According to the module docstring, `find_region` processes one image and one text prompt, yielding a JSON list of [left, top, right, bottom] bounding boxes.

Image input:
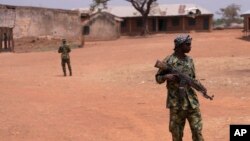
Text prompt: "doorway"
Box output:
[[158, 19, 167, 31], [248, 18, 250, 31], [0, 27, 14, 52], [203, 17, 209, 30]]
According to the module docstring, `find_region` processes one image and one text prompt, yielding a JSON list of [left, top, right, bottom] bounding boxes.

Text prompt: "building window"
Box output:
[[188, 18, 196, 26], [136, 19, 143, 27], [83, 26, 90, 35], [121, 19, 127, 28], [172, 18, 180, 26]]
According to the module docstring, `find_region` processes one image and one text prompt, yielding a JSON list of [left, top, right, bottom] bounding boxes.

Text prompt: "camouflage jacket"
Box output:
[[155, 54, 199, 110], [58, 44, 71, 59]]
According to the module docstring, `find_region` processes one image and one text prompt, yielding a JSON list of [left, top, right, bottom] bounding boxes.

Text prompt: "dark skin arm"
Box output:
[[163, 74, 178, 81], [58, 47, 62, 53], [155, 63, 179, 84]]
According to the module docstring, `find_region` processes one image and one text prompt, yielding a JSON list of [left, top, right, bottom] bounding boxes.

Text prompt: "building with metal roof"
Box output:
[[0, 3, 81, 52], [241, 10, 250, 36], [78, 4, 213, 35], [241, 10, 250, 16], [103, 4, 212, 17], [82, 11, 123, 41], [0, 4, 15, 51]]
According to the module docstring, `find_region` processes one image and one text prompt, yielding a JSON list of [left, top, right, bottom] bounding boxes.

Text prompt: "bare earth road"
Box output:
[[0, 29, 250, 141]]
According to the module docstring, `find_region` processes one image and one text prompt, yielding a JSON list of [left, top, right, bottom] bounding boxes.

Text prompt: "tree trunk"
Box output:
[[142, 15, 149, 35]]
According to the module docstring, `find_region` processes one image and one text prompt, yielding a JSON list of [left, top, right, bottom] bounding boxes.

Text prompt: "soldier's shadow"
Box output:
[[237, 36, 250, 42], [55, 75, 66, 77]]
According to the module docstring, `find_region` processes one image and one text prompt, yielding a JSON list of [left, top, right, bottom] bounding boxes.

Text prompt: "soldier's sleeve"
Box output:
[[189, 57, 206, 90], [155, 69, 168, 84], [190, 58, 196, 79], [58, 46, 62, 53], [155, 56, 170, 84], [67, 46, 71, 53]]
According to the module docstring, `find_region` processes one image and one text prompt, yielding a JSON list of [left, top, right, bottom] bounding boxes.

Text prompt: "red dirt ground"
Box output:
[[0, 29, 250, 141]]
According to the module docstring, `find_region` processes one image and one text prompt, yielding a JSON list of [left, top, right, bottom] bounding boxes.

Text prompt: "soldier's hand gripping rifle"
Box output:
[[154, 60, 214, 100]]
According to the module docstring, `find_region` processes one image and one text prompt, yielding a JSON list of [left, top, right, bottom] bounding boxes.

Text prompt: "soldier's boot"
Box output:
[[68, 65, 72, 76], [63, 68, 67, 76]]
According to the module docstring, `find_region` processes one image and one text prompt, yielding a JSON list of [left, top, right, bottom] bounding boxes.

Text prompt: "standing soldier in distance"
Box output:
[[58, 39, 72, 76], [155, 35, 205, 141]]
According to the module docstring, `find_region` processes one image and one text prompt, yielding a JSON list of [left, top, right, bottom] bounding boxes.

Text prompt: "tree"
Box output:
[[125, 0, 157, 35], [90, 0, 110, 11], [216, 3, 242, 26]]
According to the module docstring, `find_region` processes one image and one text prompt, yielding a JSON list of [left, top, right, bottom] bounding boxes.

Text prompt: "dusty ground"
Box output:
[[0, 29, 250, 141], [13, 37, 81, 53]]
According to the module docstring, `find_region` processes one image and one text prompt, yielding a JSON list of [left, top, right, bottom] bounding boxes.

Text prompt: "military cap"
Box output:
[[174, 34, 192, 47]]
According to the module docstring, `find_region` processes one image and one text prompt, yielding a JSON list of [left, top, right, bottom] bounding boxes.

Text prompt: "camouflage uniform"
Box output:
[[155, 35, 204, 141], [58, 40, 72, 76]]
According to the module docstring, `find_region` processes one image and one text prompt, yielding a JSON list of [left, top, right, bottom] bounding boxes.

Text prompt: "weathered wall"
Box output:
[[0, 4, 81, 39], [120, 15, 213, 34], [242, 15, 250, 31], [84, 14, 120, 41], [184, 15, 212, 31]]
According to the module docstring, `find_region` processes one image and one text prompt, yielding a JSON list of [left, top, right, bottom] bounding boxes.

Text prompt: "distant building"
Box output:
[[0, 5, 15, 51], [0, 4, 81, 52], [241, 10, 250, 36], [82, 12, 123, 41], [78, 4, 213, 35]]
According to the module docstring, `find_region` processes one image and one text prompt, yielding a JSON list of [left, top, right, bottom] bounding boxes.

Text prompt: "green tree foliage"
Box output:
[[90, 0, 110, 11], [213, 19, 225, 26], [125, 0, 158, 35], [216, 3, 243, 26]]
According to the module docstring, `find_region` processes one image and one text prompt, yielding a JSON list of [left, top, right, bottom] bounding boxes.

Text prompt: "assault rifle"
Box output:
[[154, 60, 214, 100]]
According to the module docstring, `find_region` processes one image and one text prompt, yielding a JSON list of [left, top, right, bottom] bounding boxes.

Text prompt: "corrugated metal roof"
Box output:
[[77, 4, 213, 17], [241, 10, 250, 16], [83, 11, 123, 25]]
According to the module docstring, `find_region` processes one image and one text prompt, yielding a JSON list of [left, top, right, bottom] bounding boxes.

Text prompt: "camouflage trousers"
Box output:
[[61, 58, 72, 76], [169, 108, 204, 141]]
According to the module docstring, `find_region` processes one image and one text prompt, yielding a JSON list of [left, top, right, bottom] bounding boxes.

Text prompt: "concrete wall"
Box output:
[[84, 14, 120, 41], [184, 15, 212, 31], [0, 4, 81, 39], [121, 15, 213, 34], [120, 18, 143, 35], [242, 15, 250, 31]]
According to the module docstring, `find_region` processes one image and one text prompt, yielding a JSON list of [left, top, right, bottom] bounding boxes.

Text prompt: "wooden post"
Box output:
[[129, 18, 132, 34], [4, 31, 7, 50], [156, 18, 159, 32], [7, 28, 11, 50], [10, 28, 14, 52], [248, 17, 250, 36], [209, 16, 213, 32], [182, 16, 185, 32], [0, 28, 2, 52], [244, 16, 247, 36]]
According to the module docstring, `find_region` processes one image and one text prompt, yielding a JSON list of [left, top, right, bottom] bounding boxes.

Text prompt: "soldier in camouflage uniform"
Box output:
[[155, 35, 204, 141], [58, 39, 72, 76]]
